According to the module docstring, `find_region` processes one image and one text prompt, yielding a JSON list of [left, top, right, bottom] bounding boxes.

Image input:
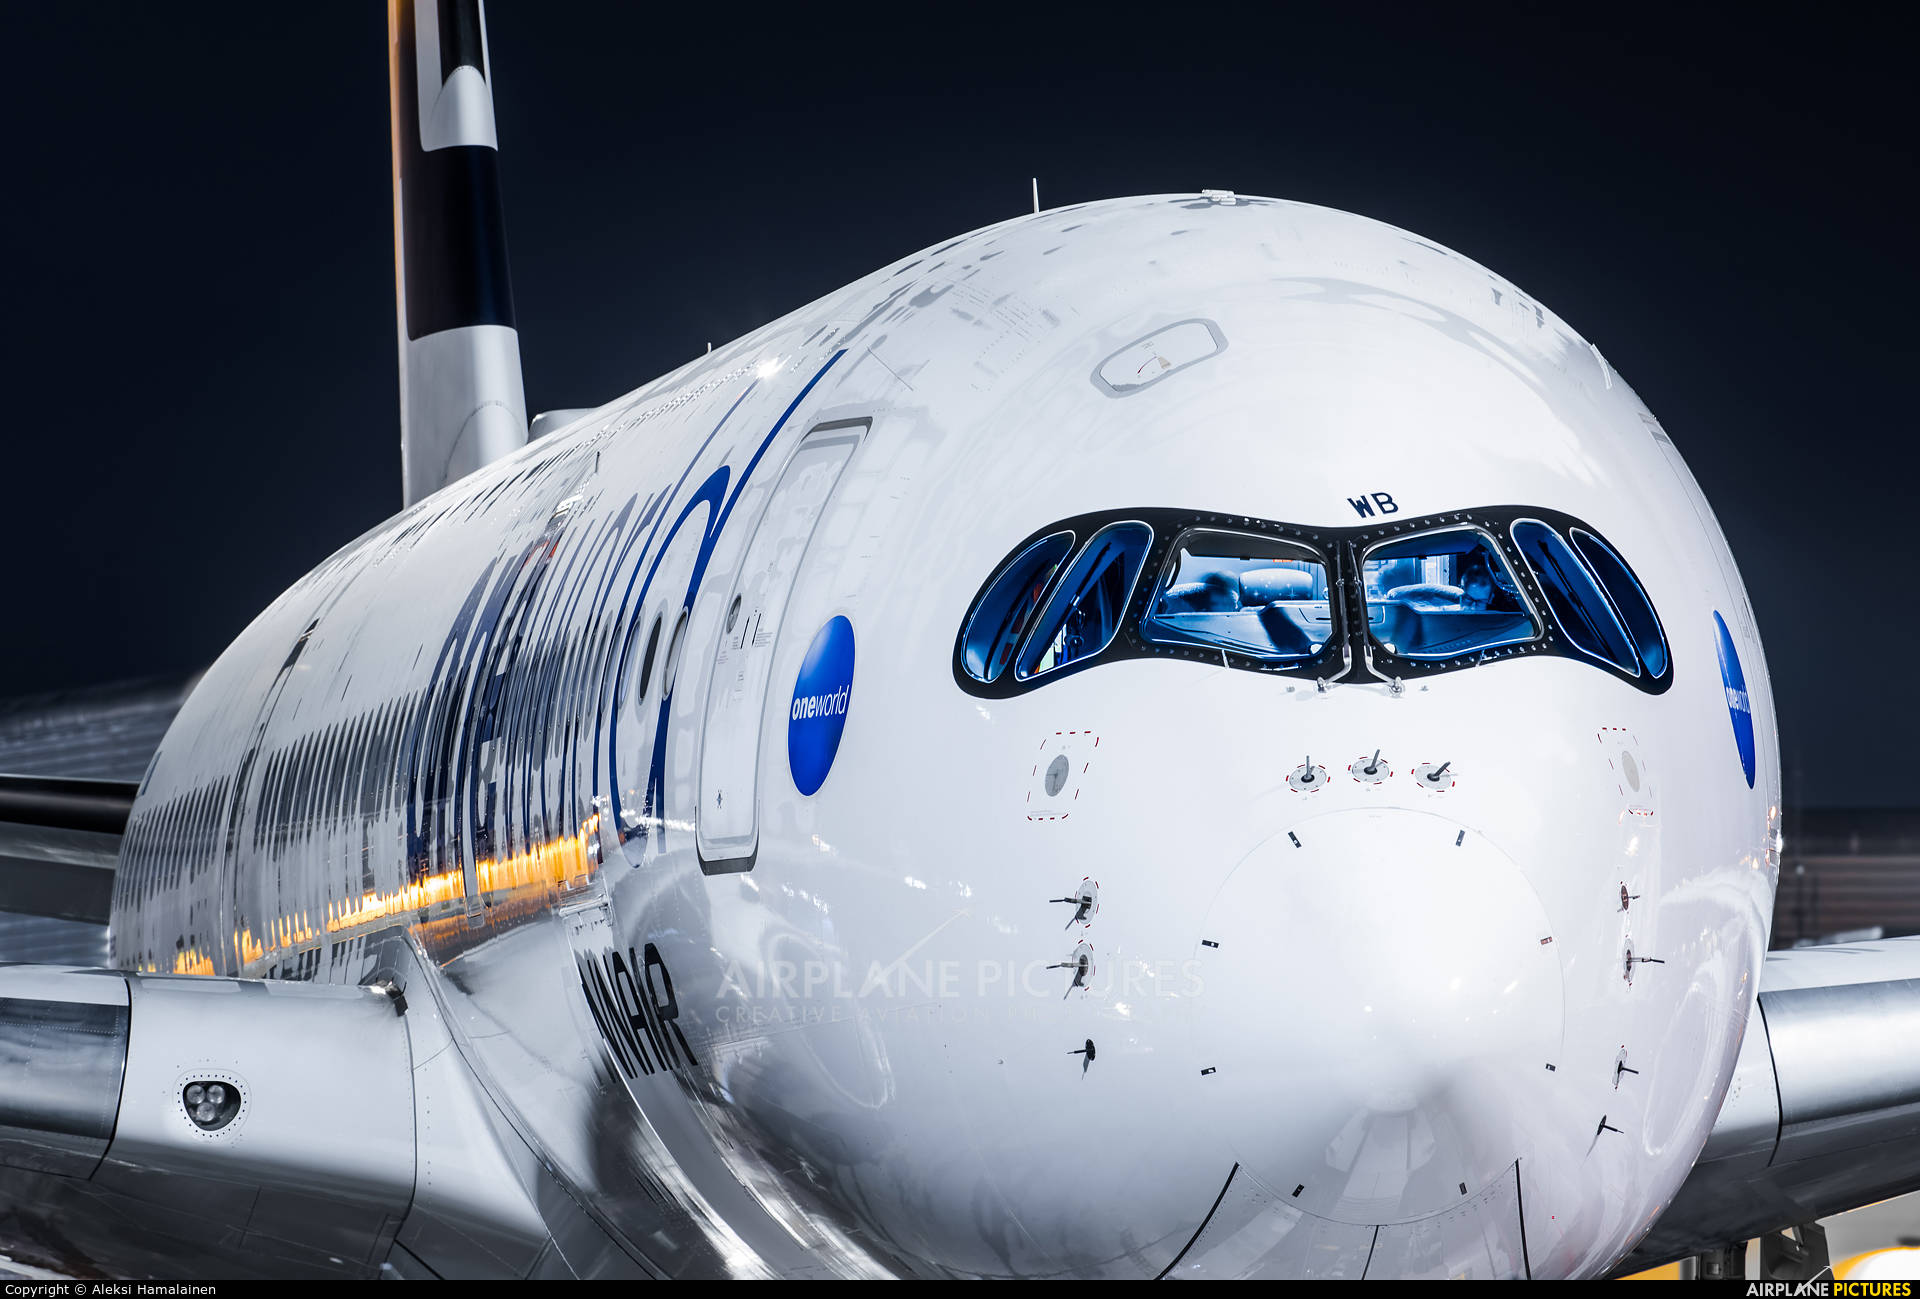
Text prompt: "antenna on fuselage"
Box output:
[[1032, 177, 1039, 214], [388, 0, 529, 507]]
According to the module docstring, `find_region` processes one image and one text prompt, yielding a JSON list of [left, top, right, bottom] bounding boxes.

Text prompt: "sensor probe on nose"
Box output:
[[1050, 894, 1093, 922], [1287, 757, 1329, 793], [1049, 880, 1098, 927], [1048, 953, 1092, 996]]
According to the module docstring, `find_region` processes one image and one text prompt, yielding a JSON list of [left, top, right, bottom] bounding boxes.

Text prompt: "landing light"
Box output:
[[182, 1079, 241, 1131]]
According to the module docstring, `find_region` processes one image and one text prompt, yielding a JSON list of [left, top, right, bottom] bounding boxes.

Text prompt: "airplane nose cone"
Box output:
[[1189, 808, 1564, 1225]]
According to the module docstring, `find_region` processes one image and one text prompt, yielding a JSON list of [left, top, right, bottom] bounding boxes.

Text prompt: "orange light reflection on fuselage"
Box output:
[[156, 817, 600, 976]]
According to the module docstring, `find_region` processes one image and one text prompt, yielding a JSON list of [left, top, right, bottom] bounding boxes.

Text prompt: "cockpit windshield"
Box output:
[[1510, 520, 1637, 675], [1361, 528, 1539, 659], [960, 531, 1075, 683], [954, 505, 1670, 698], [1017, 522, 1153, 680], [1140, 529, 1332, 661]]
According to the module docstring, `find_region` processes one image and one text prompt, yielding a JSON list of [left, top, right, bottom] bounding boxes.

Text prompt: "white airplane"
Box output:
[[2, 0, 1917, 1281]]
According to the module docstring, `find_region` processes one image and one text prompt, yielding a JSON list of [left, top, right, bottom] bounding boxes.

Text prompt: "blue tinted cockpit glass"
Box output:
[[1361, 528, 1540, 659], [1139, 530, 1331, 661], [961, 531, 1074, 683], [1511, 520, 1638, 674], [1571, 529, 1669, 678], [1016, 522, 1154, 680]]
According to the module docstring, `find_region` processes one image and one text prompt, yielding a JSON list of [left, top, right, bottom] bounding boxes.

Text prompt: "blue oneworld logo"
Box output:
[[790, 686, 850, 722], [1713, 611, 1755, 789], [789, 616, 855, 796]]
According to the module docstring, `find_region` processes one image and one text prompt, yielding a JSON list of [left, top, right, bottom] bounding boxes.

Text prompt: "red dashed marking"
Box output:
[[1027, 731, 1098, 822]]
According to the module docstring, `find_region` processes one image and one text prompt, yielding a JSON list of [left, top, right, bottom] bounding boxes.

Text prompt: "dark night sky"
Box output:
[[0, 7, 1910, 806]]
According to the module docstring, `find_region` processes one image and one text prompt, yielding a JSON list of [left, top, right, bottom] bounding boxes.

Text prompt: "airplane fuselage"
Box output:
[[110, 194, 1780, 1278]]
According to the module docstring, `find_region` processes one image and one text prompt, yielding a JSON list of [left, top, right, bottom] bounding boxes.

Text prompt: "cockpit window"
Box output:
[[1361, 528, 1539, 659], [1511, 520, 1638, 675], [1571, 529, 1669, 678], [1140, 529, 1332, 661], [1017, 523, 1153, 679], [960, 530, 1074, 683], [954, 504, 1674, 698]]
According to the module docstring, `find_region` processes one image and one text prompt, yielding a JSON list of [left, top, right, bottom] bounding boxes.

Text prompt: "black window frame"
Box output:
[[1014, 520, 1156, 682], [1570, 527, 1672, 684], [952, 504, 1671, 698], [957, 529, 1077, 684], [1509, 517, 1641, 678], [1140, 525, 1339, 665], [1356, 523, 1545, 664]]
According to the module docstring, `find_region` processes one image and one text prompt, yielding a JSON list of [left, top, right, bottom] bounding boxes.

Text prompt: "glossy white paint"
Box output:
[[109, 193, 1780, 1277]]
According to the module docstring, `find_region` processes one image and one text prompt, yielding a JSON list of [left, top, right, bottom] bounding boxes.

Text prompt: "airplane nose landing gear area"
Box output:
[[1189, 810, 1564, 1230]]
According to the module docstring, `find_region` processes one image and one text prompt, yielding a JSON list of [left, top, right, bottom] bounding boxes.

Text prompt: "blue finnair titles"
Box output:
[[605, 353, 847, 841]]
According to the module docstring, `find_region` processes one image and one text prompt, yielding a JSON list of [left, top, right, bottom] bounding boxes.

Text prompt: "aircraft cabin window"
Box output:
[[961, 531, 1075, 683], [1361, 528, 1539, 659], [1017, 522, 1154, 680], [1570, 528, 1669, 678], [1511, 520, 1638, 675], [1140, 529, 1331, 661]]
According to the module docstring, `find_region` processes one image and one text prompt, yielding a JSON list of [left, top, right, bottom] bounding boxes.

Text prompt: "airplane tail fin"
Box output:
[[389, 0, 528, 506]]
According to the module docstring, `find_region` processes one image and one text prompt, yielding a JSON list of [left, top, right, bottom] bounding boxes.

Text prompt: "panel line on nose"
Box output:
[[1154, 1162, 1241, 1279]]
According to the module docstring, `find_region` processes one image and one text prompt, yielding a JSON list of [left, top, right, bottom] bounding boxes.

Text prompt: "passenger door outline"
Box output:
[[695, 419, 867, 871]]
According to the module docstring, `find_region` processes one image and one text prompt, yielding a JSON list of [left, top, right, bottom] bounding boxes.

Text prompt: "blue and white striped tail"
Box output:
[[388, 0, 527, 506]]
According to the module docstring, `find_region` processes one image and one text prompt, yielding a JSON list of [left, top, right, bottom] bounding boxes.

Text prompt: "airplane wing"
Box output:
[[0, 678, 188, 963], [0, 958, 597, 1280], [1619, 936, 1920, 1272], [0, 677, 190, 924], [0, 678, 190, 783], [0, 774, 134, 924]]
